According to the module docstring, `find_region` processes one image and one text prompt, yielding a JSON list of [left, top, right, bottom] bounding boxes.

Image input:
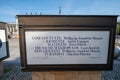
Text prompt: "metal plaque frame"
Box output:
[[19, 25, 115, 71]]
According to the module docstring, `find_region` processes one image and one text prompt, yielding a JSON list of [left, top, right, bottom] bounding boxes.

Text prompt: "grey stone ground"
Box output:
[[0, 39, 120, 80], [0, 39, 32, 80]]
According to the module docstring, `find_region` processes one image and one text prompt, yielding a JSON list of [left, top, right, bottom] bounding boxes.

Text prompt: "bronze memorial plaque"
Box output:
[[18, 15, 117, 71]]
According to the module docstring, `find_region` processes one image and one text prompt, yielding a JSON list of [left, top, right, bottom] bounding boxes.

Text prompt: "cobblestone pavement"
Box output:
[[0, 39, 120, 80], [102, 60, 120, 80], [0, 63, 32, 80], [1, 61, 120, 80], [0, 39, 32, 80]]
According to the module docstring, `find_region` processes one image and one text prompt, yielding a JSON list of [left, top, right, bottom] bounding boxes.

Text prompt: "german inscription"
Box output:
[[25, 31, 110, 65]]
